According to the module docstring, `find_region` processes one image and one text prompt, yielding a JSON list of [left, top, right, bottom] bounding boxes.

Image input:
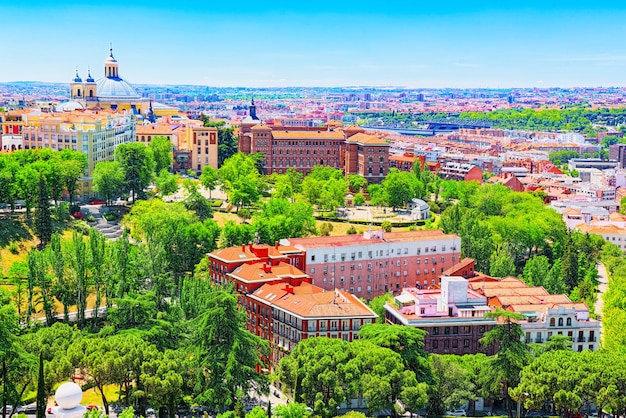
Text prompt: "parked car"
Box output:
[[526, 412, 542, 417], [146, 407, 155, 416], [17, 405, 37, 414], [446, 410, 467, 416], [87, 405, 99, 411], [89, 199, 105, 205]]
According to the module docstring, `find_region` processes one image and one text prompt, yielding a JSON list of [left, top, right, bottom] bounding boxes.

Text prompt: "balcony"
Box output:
[[535, 338, 543, 343]]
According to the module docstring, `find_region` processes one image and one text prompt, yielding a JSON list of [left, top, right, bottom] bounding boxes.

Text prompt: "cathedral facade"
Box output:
[[68, 48, 150, 116]]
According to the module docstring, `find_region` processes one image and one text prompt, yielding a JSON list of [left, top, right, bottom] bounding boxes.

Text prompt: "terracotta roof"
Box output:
[[479, 286, 549, 298], [492, 294, 572, 306], [252, 282, 323, 304], [346, 132, 388, 145], [577, 223, 626, 235], [287, 230, 457, 249], [136, 125, 173, 135], [209, 244, 299, 263], [442, 257, 475, 276], [230, 261, 309, 283], [271, 288, 376, 319], [251, 124, 272, 131], [271, 130, 345, 140], [389, 155, 415, 163]]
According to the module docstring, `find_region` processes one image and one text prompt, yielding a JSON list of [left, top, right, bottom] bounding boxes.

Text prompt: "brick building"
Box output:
[[384, 276, 497, 355], [237, 101, 389, 181], [208, 242, 376, 366], [284, 230, 461, 301]]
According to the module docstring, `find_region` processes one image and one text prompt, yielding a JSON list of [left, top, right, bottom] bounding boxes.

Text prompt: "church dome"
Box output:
[[56, 101, 85, 112], [96, 77, 140, 100], [73, 70, 82, 83], [86, 70, 95, 83]]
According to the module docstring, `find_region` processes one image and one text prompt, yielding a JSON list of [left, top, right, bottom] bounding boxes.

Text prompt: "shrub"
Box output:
[[86, 215, 96, 223], [319, 222, 334, 236], [347, 225, 358, 235], [103, 212, 118, 222], [8, 242, 19, 254], [381, 220, 392, 232], [353, 193, 365, 206], [209, 199, 223, 207]]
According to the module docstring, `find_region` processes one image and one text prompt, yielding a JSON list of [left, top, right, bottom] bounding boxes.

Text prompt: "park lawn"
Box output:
[[81, 384, 121, 405], [1, 225, 74, 277]]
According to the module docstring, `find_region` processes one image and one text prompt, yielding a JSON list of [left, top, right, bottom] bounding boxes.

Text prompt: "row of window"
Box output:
[[312, 257, 452, 273], [312, 244, 454, 262], [432, 339, 471, 349], [431, 325, 476, 335]]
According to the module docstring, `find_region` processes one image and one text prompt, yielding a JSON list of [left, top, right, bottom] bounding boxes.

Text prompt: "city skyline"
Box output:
[[2, 1, 626, 88]]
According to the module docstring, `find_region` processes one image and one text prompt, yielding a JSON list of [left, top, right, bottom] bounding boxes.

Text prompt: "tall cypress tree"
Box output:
[[35, 354, 45, 418], [561, 232, 579, 291], [34, 174, 52, 246]]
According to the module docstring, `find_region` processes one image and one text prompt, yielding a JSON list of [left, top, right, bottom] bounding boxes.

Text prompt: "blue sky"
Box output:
[[2, 1, 626, 88]]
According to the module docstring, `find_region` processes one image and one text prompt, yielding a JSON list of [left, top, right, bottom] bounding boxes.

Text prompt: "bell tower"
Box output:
[[104, 47, 119, 79], [70, 68, 83, 99]]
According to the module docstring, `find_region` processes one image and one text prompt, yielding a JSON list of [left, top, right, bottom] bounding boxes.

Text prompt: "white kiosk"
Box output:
[[51, 382, 86, 418]]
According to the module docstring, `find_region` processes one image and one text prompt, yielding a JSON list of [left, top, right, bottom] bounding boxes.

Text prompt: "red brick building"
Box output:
[[237, 101, 390, 181], [208, 242, 377, 366]]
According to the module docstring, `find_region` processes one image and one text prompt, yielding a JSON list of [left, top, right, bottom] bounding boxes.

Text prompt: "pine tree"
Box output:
[[34, 174, 52, 246], [35, 354, 45, 418], [561, 232, 579, 291]]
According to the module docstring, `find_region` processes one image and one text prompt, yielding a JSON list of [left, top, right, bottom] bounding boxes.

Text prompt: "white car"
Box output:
[[446, 410, 467, 416]]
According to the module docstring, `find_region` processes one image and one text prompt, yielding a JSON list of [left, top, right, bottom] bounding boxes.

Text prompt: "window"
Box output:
[[311, 255, 316, 261], [550, 318, 556, 327], [444, 327, 450, 335], [311, 267, 315, 274], [432, 340, 438, 349], [433, 327, 439, 335], [558, 318, 564, 327], [566, 318, 572, 326]]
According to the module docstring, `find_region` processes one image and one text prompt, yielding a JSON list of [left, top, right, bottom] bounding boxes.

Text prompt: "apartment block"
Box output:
[[284, 230, 461, 300]]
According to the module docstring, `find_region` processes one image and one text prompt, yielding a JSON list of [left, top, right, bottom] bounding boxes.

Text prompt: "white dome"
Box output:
[[55, 382, 83, 409], [96, 77, 140, 100]]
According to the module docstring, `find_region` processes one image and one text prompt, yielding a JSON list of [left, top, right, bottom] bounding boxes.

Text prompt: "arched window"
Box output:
[[77, 89, 81, 97], [550, 318, 555, 327], [558, 318, 563, 326], [566, 318, 572, 326], [89, 90, 93, 97]]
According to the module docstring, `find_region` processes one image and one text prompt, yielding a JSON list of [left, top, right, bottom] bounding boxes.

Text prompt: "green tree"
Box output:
[[218, 153, 262, 210], [194, 290, 269, 409], [274, 403, 311, 418], [521, 256, 550, 288], [34, 174, 52, 246], [200, 166, 219, 199], [426, 355, 475, 418], [115, 142, 155, 202], [155, 170, 179, 197], [382, 168, 422, 209], [353, 193, 365, 206], [0, 290, 21, 418], [489, 246, 516, 278], [149, 136, 174, 175], [357, 323, 431, 383], [35, 354, 45, 418], [93, 161, 125, 205], [347, 174, 367, 193], [480, 309, 531, 418], [59, 149, 87, 204]]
